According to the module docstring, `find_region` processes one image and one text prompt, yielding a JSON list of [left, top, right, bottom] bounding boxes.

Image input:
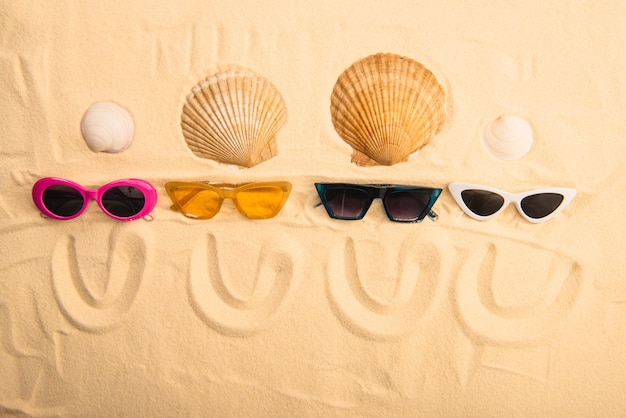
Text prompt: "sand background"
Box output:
[[1, 0, 625, 416]]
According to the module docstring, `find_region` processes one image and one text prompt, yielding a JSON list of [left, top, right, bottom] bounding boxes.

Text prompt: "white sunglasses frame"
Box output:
[[448, 183, 576, 223]]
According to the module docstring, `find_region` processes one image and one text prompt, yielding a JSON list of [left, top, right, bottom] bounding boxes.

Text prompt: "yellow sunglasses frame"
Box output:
[[165, 181, 292, 220]]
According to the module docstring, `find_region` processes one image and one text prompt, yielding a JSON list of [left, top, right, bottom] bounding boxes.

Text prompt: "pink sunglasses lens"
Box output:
[[100, 186, 147, 218], [42, 185, 85, 217]]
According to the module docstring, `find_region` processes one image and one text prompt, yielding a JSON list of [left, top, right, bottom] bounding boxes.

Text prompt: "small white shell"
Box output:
[[482, 115, 533, 160], [81, 102, 134, 153]]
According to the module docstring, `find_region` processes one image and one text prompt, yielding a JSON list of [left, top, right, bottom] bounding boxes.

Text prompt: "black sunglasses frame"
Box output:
[[315, 183, 441, 223]]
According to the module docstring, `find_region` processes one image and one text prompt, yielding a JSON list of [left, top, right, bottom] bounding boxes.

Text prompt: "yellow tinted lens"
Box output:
[[172, 187, 221, 219], [236, 186, 286, 219]]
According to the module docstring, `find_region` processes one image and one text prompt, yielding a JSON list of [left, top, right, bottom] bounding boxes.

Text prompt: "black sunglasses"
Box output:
[[315, 183, 441, 222]]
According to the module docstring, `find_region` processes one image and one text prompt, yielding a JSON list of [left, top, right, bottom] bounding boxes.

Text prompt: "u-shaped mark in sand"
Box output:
[[452, 241, 582, 344], [189, 233, 302, 336], [327, 236, 442, 340], [51, 225, 151, 333]]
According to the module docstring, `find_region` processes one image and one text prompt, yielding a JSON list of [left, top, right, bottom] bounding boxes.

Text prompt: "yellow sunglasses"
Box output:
[[165, 181, 292, 220]]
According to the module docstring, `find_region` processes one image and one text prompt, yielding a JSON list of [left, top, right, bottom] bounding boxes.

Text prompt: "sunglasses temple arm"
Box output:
[[171, 188, 205, 210]]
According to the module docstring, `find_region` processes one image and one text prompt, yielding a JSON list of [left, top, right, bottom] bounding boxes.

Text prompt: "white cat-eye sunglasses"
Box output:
[[448, 183, 576, 223]]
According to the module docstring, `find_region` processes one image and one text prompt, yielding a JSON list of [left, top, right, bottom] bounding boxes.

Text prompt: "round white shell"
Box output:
[[81, 102, 134, 153], [482, 115, 533, 160]]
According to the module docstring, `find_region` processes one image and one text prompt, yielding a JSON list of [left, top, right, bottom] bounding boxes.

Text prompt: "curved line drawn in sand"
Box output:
[[51, 224, 151, 333], [189, 233, 302, 336], [452, 241, 582, 344], [449, 237, 584, 385], [327, 235, 442, 340]]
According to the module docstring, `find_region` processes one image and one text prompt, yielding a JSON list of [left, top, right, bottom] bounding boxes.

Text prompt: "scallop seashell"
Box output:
[[330, 53, 446, 166], [181, 66, 287, 168], [482, 115, 533, 160], [80, 102, 134, 153]]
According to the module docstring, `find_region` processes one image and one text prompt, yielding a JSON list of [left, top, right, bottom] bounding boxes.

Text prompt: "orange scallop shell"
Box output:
[[331, 53, 446, 166], [181, 67, 287, 168]]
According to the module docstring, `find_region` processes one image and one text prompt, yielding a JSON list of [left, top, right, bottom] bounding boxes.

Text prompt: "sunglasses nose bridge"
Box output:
[[222, 189, 237, 200], [85, 189, 99, 202], [214, 189, 239, 214], [220, 188, 238, 201]]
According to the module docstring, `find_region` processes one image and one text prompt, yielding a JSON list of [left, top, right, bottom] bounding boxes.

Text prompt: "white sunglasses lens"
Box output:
[[461, 189, 505, 216], [520, 193, 564, 219]]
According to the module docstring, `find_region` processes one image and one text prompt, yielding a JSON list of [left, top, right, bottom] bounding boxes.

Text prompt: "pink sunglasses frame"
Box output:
[[32, 177, 157, 221]]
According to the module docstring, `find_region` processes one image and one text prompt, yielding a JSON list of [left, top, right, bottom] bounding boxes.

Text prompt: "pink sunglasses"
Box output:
[[32, 177, 157, 221]]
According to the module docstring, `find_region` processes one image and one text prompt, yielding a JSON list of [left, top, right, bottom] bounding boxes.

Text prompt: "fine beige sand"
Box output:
[[1, 1, 625, 416]]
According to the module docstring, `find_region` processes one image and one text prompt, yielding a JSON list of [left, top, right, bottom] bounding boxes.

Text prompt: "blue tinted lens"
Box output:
[[323, 188, 369, 219], [384, 190, 431, 221]]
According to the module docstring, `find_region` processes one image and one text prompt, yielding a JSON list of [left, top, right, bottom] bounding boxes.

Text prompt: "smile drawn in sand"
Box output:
[[326, 234, 446, 341], [188, 232, 302, 336], [449, 232, 584, 384], [51, 224, 151, 333]]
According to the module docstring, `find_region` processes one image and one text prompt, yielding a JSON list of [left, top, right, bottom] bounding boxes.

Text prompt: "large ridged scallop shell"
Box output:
[[181, 67, 287, 168], [331, 53, 446, 166]]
